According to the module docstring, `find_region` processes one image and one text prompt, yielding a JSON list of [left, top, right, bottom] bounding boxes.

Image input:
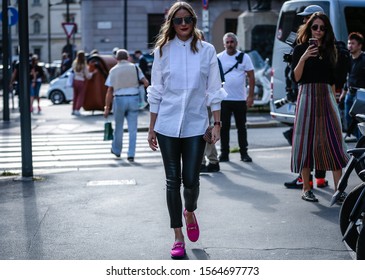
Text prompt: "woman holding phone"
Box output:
[[290, 12, 349, 202]]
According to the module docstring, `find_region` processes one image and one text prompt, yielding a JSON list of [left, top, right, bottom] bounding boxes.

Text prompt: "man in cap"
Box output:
[[297, 4, 324, 19]]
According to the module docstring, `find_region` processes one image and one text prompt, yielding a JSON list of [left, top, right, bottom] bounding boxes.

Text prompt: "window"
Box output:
[[344, 7, 365, 41], [32, 0, 41, 6], [148, 14, 165, 49], [276, 1, 329, 43], [225, 18, 238, 34], [63, 13, 76, 23], [34, 20, 41, 34], [33, 47, 41, 59], [251, 25, 276, 60]]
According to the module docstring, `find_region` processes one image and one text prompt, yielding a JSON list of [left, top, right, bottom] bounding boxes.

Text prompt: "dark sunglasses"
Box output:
[[311, 24, 326, 32], [172, 16, 194, 25]]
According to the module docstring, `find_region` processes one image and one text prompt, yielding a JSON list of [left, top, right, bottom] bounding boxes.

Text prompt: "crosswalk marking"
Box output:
[[0, 132, 162, 173]]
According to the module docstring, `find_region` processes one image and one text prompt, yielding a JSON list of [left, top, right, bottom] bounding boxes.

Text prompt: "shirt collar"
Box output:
[[174, 36, 193, 47]]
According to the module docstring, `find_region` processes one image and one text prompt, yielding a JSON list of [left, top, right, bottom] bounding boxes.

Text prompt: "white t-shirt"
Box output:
[[217, 50, 254, 101]]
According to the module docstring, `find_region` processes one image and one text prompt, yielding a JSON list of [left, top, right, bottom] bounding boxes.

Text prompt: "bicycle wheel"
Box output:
[[339, 184, 365, 252]]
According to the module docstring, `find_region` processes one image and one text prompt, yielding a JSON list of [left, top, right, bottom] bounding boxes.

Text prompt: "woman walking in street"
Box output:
[[30, 55, 44, 113], [147, 1, 226, 258], [291, 12, 349, 202], [71, 50, 95, 116]]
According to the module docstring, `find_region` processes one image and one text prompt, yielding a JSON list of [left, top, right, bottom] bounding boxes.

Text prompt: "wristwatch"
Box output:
[[214, 121, 222, 127]]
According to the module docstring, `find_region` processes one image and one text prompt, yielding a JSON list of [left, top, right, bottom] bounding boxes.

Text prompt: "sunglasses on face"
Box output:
[[172, 16, 194, 25], [311, 24, 326, 32]]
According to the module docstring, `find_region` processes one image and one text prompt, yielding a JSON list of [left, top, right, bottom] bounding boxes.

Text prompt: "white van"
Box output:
[[270, 0, 365, 125]]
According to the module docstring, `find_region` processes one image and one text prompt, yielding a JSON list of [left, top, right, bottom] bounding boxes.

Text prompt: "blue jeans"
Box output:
[[30, 81, 41, 97], [345, 93, 360, 138], [111, 95, 139, 157]]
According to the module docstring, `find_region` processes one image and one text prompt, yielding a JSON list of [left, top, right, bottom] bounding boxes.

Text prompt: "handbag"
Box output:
[[203, 126, 213, 144], [135, 65, 148, 109], [103, 121, 114, 141], [349, 89, 365, 117]]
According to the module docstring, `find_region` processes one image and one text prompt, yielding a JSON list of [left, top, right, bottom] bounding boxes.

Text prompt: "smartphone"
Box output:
[[309, 38, 318, 47]]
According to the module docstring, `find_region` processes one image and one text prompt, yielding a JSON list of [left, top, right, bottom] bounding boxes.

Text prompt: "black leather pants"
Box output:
[[157, 133, 206, 228]]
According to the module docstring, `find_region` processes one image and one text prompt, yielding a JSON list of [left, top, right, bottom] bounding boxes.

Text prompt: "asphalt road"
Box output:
[[0, 84, 361, 260]]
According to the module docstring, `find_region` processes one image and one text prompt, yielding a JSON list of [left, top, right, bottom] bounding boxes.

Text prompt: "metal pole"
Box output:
[[18, 0, 33, 177], [2, 0, 10, 121], [48, 0, 51, 63], [124, 0, 127, 49], [66, 0, 71, 59]]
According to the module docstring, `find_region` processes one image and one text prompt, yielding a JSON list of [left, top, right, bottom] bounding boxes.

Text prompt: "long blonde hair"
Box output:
[[73, 50, 87, 72], [154, 1, 202, 57]]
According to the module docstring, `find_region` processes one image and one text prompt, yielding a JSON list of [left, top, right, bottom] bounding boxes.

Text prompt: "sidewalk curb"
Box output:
[[79, 120, 285, 134]]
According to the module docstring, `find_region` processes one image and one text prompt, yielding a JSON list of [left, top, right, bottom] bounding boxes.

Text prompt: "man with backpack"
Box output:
[[217, 32, 255, 163]]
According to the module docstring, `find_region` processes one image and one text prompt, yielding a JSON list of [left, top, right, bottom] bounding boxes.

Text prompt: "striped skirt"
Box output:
[[291, 83, 349, 173]]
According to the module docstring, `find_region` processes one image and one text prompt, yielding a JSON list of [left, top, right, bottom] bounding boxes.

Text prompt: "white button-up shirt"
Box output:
[[147, 36, 227, 138]]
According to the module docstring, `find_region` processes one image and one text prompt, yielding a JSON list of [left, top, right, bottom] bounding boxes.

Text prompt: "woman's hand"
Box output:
[[211, 125, 221, 144], [148, 130, 158, 151], [302, 44, 318, 61]]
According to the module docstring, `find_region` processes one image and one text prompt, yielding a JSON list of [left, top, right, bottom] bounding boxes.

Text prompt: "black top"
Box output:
[[31, 64, 44, 80], [347, 52, 365, 89], [138, 56, 148, 76], [292, 43, 335, 85]]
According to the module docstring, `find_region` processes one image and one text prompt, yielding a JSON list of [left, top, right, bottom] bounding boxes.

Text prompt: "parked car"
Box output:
[[246, 50, 271, 106], [47, 69, 73, 104]]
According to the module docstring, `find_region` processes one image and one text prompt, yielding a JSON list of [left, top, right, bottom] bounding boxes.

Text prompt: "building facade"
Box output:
[[1, 0, 81, 63], [81, 0, 284, 55], [1, 0, 285, 63]]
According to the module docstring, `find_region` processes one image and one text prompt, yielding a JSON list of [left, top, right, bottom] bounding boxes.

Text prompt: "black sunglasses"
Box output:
[[311, 24, 326, 32], [172, 16, 194, 25]]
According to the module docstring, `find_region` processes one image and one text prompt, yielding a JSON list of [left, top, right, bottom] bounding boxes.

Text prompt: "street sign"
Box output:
[[62, 22, 77, 38], [0, 6, 19, 26], [202, 9, 209, 33], [202, 0, 209, 10]]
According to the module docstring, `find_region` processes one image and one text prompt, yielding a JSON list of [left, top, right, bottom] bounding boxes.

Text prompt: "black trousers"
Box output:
[[157, 133, 206, 228], [220, 100, 248, 157]]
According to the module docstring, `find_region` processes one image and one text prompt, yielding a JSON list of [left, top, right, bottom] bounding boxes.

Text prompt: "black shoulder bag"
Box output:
[[221, 51, 245, 76]]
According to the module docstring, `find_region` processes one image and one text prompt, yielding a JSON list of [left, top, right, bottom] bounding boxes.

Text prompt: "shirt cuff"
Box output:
[[149, 103, 160, 114]]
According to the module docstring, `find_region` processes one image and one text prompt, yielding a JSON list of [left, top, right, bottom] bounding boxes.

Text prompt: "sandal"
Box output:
[[302, 190, 318, 202]]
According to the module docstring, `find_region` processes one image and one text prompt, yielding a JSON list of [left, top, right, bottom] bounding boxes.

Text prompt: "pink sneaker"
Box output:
[[184, 209, 200, 242], [170, 242, 185, 259]]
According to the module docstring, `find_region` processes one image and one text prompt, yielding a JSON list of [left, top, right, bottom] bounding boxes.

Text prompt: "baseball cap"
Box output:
[[297, 5, 324, 16]]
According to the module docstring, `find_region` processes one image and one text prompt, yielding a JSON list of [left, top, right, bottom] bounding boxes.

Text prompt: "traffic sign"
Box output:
[[62, 22, 77, 38], [0, 6, 19, 26], [202, 0, 209, 10]]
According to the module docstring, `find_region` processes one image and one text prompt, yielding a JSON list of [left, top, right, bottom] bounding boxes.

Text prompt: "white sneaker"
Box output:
[[73, 110, 81, 116]]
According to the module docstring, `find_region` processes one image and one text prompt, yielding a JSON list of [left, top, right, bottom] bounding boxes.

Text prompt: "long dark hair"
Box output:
[[297, 12, 337, 65], [154, 1, 202, 57]]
